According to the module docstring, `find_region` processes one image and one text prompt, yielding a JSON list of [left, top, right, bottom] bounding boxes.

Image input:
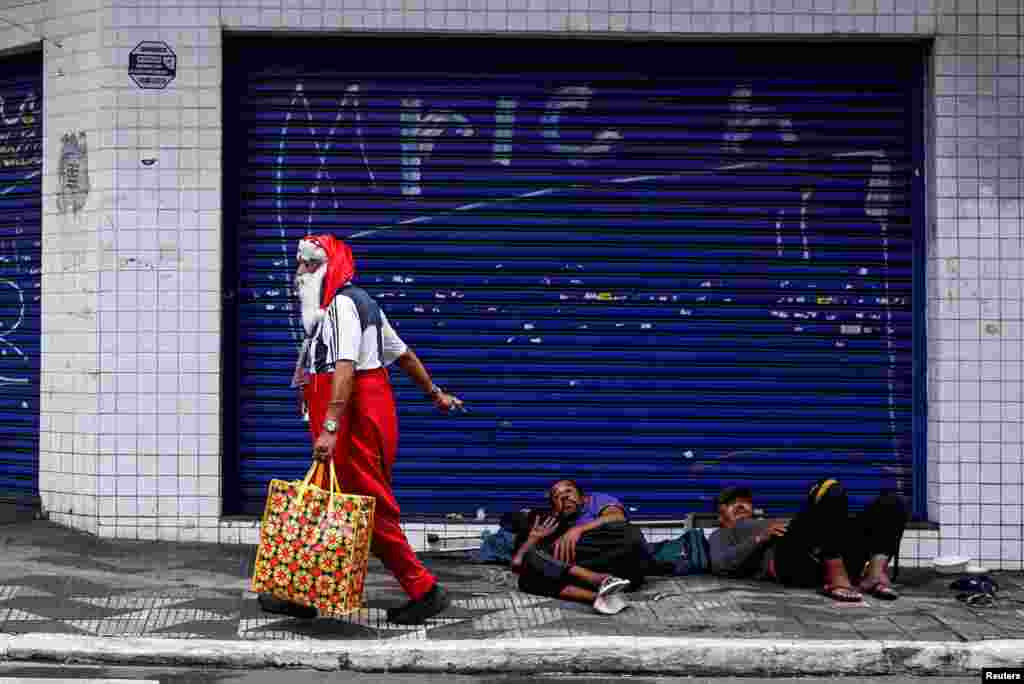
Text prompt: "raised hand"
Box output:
[[528, 516, 559, 543]]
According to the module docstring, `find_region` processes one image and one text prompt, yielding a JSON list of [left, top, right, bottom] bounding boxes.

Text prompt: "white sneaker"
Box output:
[[593, 575, 631, 615], [597, 575, 631, 598], [594, 592, 628, 615]]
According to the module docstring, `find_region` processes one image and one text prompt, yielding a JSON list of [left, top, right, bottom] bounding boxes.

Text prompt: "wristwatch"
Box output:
[[323, 419, 338, 434], [428, 384, 443, 398]]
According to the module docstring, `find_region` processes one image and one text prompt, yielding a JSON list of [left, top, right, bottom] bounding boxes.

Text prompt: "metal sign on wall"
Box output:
[[128, 41, 176, 90], [223, 38, 925, 519]]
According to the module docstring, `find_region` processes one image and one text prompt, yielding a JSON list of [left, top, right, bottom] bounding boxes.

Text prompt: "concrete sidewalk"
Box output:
[[0, 520, 1022, 675]]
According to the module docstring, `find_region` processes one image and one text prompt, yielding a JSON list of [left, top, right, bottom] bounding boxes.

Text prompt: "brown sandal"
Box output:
[[821, 583, 863, 602]]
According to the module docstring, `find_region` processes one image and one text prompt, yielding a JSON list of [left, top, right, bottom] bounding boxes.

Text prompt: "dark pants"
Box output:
[[772, 480, 909, 588], [517, 521, 652, 599]]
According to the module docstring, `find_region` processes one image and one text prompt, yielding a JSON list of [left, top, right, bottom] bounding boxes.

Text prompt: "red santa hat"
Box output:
[[296, 233, 356, 307], [291, 234, 358, 398]]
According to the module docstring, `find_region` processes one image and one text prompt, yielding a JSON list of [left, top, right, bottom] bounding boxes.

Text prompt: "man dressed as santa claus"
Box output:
[[258, 234, 464, 625]]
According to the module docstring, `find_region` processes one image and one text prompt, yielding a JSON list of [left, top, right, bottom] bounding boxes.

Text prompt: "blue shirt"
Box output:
[[574, 492, 625, 525]]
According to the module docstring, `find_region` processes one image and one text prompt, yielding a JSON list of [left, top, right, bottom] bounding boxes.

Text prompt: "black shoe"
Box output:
[[386, 584, 451, 625], [258, 593, 317, 620]]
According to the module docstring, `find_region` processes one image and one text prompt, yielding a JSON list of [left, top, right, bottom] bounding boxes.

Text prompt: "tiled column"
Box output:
[[37, 1, 107, 535], [31, 0, 224, 541], [96, 5, 224, 541], [927, 3, 1024, 569]]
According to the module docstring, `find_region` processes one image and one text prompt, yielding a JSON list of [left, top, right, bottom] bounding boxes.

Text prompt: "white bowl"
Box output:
[[932, 555, 970, 574]]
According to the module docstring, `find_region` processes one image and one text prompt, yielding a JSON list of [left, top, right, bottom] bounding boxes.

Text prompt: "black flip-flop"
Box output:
[[860, 580, 900, 600]]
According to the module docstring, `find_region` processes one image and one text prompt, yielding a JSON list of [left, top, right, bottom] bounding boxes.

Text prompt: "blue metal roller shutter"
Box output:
[[0, 51, 41, 504], [224, 38, 925, 519]]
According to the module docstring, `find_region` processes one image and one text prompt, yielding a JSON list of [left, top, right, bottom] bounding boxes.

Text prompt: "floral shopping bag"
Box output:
[[251, 459, 376, 617]]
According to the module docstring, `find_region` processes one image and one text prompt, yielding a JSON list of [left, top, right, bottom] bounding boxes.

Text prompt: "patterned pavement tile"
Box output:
[[2, 619, 91, 635], [70, 612, 156, 637], [95, 608, 226, 638], [0, 575, 69, 596], [0, 596, 128, 621], [64, 618, 137, 636], [0, 607, 55, 622], [389, 627, 432, 641], [75, 595, 196, 612], [345, 607, 424, 632], [2, 521, 1024, 644], [66, 577, 146, 598], [238, 616, 324, 640], [148, 619, 242, 639], [179, 548, 252, 565], [63, 606, 235, 638], [508, 627, 576, 638], [163, 596, 242, 616], [444, 602, 564, 637], [29, 554, 152, 576]]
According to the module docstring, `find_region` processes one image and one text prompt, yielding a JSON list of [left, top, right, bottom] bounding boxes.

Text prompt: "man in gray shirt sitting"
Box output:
[[708, 480, 908, 602]]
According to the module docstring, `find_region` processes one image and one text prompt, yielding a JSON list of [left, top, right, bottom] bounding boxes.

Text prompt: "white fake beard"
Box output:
[[296, 264, 327, 336]]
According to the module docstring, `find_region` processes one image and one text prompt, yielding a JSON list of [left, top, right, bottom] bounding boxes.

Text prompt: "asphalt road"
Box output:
[[0, 663, 985, 684]]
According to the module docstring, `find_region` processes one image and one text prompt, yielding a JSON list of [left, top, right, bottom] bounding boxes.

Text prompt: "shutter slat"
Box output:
[[227, 39, 921, 518], [0, 52, 41, 502]]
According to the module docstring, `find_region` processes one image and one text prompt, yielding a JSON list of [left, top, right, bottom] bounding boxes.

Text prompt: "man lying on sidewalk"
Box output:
[[508, 479, 653, 613], [708, 480, 908, 602], [510, 515, 632, 614]]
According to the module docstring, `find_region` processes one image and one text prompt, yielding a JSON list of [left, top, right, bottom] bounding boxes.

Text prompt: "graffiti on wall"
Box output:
[[57, 131, 89, 215], [0, 88, 41, 389], [257, 78, 906, 463], [0, 90, 39, 169], [266, 81, 899, 286]]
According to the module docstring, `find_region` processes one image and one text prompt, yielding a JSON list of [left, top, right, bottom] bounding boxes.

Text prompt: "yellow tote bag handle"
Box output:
[[295, 457, 324, 503], [327, 459, 343, 514], [330, 459, 341, 494], [294, 455, 343, 507]]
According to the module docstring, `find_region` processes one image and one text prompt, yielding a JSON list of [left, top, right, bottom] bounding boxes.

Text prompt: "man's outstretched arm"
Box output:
[[396, 349, 464, 413]]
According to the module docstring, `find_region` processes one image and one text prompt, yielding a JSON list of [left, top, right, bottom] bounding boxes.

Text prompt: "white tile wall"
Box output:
[[2, 0, 1021, 566]]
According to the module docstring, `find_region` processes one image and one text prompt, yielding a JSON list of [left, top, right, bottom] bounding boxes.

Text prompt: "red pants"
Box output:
[[304, 369, 436, 601]]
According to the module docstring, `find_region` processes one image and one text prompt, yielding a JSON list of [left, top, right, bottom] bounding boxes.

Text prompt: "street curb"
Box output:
[[2, 633, 1023, 675]]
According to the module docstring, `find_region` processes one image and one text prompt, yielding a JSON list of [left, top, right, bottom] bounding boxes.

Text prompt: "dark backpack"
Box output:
[[651, 528, 710, 576]]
